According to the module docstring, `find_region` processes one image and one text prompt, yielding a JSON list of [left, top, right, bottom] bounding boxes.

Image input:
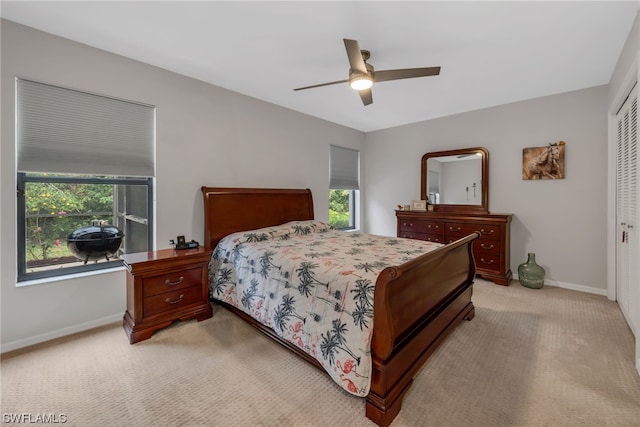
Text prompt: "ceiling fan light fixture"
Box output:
[[349, 74, 373, 91], [293, 38, 441, 106]]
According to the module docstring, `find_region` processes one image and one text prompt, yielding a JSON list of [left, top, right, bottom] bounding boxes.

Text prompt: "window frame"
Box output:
[[17, 172, 154, 282], [343, 189, 357, 231]]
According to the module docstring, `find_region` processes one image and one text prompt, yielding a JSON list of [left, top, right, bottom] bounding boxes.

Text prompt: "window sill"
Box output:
[[340, 227, 360, 233], [16, 265, 127, 288]]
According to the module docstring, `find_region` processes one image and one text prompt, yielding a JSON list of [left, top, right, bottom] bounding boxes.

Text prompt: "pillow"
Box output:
[[228, 220, 332, 244]]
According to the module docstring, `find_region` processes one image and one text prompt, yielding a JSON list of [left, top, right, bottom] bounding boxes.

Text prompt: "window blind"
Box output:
[[17, 78, 155, 177], [329, 145, 359, 190]]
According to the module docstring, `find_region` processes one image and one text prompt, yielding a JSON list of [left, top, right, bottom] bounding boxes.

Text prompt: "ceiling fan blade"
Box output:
[[374, 67, 441, 82], [359, 88, 373, 106], [293, 79, 349, 91], [343, 39, 367, 74]]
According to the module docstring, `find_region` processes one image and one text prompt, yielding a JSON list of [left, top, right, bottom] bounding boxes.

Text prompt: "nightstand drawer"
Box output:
[[143, 266, 203, 297], [143, 285, 203, 317]]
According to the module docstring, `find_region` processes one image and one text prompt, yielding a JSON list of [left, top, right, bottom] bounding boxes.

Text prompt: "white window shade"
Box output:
[[17, 79, 155, 177], [330, 145, 359, 190]]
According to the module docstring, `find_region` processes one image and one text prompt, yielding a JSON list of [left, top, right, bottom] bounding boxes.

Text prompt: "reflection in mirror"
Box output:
[[427, 155, 482, 205], [427, 170, 440, 204], [421, 147, 489, 214]]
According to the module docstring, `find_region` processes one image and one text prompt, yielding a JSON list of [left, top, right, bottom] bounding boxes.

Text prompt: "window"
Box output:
[[329, 189, 356, 229], [17, 174, 153, 281], [16, 79, 155, 282], [329, 145, 359, 230]]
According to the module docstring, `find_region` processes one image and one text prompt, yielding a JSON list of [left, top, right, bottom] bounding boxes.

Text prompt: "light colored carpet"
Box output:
[[2, 279, 639, 426]]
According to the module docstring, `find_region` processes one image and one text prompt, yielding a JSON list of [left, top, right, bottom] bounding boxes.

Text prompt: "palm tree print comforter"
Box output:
[[208, 220, 442, 397]]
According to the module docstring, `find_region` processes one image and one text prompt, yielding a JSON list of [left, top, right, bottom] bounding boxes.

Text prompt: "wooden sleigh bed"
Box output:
[[201, 187, 478, 427]]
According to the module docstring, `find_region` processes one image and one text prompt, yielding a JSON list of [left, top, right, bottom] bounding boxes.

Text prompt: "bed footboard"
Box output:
[[366, 232, 478, 426]]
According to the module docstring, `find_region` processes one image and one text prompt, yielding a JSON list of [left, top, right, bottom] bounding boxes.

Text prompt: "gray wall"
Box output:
[[363, 86, 608, 292], [0, 20, 365, 351], [609, 10, 639, 110]]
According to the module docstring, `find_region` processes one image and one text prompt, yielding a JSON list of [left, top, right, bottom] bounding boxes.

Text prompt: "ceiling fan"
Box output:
[[293, 38, 441, 106]]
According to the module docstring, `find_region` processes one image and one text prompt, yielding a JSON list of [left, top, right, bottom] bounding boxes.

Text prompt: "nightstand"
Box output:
[[121, 247, 213, 344]]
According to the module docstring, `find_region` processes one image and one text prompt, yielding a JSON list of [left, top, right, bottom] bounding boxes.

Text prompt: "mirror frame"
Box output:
[[421, 147, 489, 214]]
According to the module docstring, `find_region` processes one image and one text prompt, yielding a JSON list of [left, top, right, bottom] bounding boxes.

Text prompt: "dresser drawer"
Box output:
[[473, 238, 501, 256], [474, 252, 501, 270], [399, 230, 425, 240], [400, 231, 444, 243], [422, 233, 444, 243], [445, 222, 501, 241], [143, 285, 203, 317], [143, 266, 203, 297], [399, 219, 444, 238]]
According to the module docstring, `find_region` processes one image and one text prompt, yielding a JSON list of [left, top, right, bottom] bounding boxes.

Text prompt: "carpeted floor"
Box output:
[[2, 279, 639, 426]]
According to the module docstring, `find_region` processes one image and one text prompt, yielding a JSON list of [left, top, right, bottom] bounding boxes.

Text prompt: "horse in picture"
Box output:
[[522, 141, 565, 180]]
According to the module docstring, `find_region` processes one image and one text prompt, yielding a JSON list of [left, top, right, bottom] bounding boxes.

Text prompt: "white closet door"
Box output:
[[616, 86, 638, 333]]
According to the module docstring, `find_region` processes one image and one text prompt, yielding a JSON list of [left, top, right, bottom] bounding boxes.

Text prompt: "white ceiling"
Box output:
[[1, 1, 638, 132]]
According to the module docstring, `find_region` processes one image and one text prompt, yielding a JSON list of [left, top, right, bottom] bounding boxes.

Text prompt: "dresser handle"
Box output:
[[480, 258, 495, 265], [403, 222, 413, 227], [480, 243, 495, 250], [480, 228, 495, 235], [165, 294, 185, 304], [449, 226, 461, 232], [427, 224, 439, 229], [165, 276, 184, 286]]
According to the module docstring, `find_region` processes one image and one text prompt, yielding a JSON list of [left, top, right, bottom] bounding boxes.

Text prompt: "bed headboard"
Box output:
[[201, 187, 315, 249]]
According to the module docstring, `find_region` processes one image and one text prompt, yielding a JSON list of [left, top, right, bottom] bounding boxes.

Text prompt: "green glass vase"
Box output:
[[518, 253, 545, 289]]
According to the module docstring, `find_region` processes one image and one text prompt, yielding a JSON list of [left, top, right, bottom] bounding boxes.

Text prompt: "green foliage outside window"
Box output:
[[329, 189, 352, 229], [25, 177, 113, 266]]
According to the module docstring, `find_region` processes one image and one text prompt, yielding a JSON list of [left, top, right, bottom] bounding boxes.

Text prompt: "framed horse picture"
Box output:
[[522, 141, 565, 180]]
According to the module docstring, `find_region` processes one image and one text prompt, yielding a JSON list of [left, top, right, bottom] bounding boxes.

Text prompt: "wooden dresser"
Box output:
[[121, 247, 213, 343], [397, 210, 512, 285]]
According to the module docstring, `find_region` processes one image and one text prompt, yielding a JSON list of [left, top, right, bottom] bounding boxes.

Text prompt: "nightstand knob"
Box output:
[[165, 276, 184, 286], [165, 294, 185, 304]]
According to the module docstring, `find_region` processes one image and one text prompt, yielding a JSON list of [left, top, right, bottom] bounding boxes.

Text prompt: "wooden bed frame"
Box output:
[[201, 187, 478, 427]]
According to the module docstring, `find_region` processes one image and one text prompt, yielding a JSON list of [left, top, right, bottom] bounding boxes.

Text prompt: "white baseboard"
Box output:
[[1, 313, 122, 354], [513, 275, 608, 296]]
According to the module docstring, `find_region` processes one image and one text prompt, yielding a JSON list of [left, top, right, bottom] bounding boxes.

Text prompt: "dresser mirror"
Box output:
[[421, 147, 489, 214]]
